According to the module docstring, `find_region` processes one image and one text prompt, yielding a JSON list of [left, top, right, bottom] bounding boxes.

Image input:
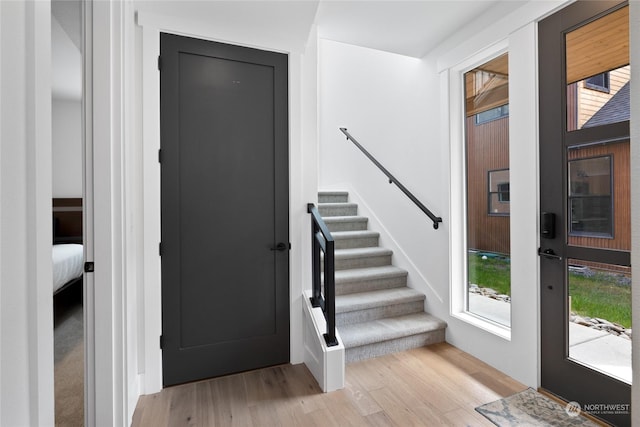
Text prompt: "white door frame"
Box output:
[[84, 1, 128, 425]]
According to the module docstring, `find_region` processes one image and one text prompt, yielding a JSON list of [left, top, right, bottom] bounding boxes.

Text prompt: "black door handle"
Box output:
[[270, 242, 289, 251], [538, 248, 562, 261]]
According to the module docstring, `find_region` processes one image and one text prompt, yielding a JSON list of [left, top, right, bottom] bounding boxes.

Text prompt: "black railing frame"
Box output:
[[339, 127, 443, 230], [307, 203, 339, 347]]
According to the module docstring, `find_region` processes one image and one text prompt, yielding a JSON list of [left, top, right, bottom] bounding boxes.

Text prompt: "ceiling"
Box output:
[[133, 1, 513, 58], [315, 1, 504, 58], [52, 0, 524, 99]]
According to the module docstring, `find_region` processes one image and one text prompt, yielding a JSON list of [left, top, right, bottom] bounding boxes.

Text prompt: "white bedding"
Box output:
[[52, 244, 84, 293]]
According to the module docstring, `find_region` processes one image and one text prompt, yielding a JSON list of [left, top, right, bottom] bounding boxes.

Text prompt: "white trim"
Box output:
[[90, 1, 128, 424], [141, 24, 163, 394], [448, 39, 512, 339], [28, 1, 55, 424], [434, 1, 572, 72], [451, 312, 511, 340]]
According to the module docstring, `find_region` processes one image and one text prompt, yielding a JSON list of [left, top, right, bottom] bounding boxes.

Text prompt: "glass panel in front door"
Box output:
[[564, 3, 631, 387]]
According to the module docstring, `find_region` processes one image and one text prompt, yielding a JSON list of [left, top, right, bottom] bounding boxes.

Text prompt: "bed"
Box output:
[[53, 198, 84, 295]]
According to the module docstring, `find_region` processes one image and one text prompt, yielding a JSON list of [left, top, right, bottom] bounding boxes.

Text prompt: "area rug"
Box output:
[[475, 388, 600, 426]]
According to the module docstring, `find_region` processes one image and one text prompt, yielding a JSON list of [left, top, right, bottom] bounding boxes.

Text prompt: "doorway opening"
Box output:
[[52, 0, 85, 424]]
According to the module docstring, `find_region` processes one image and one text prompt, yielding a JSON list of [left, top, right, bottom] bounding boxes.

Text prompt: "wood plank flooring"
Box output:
[[132, 343, 527, 427]]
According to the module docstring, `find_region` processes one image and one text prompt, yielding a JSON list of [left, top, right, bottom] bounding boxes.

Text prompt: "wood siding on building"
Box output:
[[573, 66, 630, 130], [568, 141, 631, 251], [466, 115, 510, 255]]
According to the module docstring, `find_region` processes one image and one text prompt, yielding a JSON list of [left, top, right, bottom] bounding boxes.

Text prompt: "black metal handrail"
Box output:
[[339, 127, 443, 229], [307, 203, 338, 347]]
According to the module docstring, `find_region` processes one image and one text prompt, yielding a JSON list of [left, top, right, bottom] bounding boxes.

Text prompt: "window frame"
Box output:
[[448, 39, 512, 339]]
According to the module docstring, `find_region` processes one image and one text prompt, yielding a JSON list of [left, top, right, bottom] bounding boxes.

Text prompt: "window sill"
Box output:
[[451, 311, 512, 341]]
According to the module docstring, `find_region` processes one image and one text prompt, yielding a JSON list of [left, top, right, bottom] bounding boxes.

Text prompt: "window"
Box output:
[[568, 155, 613, 237], [464, 53, 511, 328], [488, 169, 510, 215], [584, 72, 610, 93], [476, 104, 509, 125]]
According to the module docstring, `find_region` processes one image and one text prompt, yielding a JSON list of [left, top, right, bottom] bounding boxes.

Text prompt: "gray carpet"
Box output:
[[54, 293, 84, 427], [476, 388, 600, 426]]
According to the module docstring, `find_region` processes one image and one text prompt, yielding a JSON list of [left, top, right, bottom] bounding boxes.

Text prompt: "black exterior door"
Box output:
[[539, 2, 630, 425], [160, 33, 289, 386]]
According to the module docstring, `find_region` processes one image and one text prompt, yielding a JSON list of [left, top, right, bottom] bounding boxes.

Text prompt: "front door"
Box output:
[[539, 2, 631, 425], [160, 33, 290, 386]]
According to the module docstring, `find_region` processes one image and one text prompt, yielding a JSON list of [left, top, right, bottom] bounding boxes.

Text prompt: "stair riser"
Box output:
[[325, 220, 368, 232], [318, 194, 349, 203], [319, 205, 358, 217], [345, 330, 446, 364], [336, 275, 407, 295], [335, 236, 379, 250], [336, 300, 424, 327], [335, 254, 391, 270]]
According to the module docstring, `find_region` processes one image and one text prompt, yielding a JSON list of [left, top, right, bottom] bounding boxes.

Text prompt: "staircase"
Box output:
[[318, 191, 447, 363]]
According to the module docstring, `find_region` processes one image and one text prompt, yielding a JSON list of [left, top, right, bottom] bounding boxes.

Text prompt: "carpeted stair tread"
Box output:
[[333, 246, 392, 270], [338, 313, 447, 348], [318, 202, 358, 217], [332, 230, 379, 239], [323, 216, 369, 232], [335, 265, 408, 284], [335, 247, 392, 259], [318, 191, 349, 203], [335, 287, 424, 314], [330, 266, 408, 295], [332, 230, 380, 249]]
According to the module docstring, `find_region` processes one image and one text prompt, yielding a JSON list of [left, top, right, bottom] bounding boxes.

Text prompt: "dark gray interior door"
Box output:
[[160, 33, 289, 386], [539, 2, 630, 425]]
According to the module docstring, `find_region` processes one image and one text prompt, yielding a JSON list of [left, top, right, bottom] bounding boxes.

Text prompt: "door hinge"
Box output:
[[158, 55, 162, 71], [159, 242, 163, 256], [160, 335, 164, 349], [158, 148, 162, 163], [84, 262, 95, 273]]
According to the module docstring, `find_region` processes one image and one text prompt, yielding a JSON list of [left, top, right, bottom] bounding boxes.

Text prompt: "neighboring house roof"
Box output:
[[583, 81, 630, 128]]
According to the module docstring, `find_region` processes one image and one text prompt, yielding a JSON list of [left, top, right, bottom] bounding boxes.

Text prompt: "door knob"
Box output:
[[538, 248, 562, 261], [270, 242, 290, 251]]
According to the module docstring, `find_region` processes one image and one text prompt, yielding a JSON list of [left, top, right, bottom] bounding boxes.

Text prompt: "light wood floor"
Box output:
[[132, 343, 527, 426]]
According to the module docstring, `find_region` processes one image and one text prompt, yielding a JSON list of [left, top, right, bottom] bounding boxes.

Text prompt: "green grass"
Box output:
[[468, 253, 511, 296], [467, 252, 631, 328], [570, 272, 631, 328]]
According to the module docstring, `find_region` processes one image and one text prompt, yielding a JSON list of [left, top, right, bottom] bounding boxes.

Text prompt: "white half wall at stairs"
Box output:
[[302, 290, 345, 392]]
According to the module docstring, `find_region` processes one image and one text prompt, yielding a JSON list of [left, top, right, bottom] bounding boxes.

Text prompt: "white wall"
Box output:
[[318, 38, 449, 308], [52, 98, 82, 197], [317, 1, 570, 389], [52, 12, 82, 198], [0, 1, 54, 425]]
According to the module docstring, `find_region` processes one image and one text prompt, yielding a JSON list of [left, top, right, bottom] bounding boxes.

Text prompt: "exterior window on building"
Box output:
[[584, 72, 610, 92], [568, 155, 613, 237], [476, 104, 509, 125], [488, 169, 510, 215]]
